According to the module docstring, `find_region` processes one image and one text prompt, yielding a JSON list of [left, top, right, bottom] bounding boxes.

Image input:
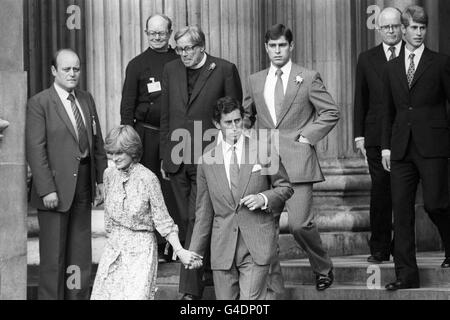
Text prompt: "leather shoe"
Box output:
[[367, 253, 390, 264], [315, 270, 334, 291], [180, 294, 201, 300], [441, 258, 450, 268], [385, 281, 419, 291]]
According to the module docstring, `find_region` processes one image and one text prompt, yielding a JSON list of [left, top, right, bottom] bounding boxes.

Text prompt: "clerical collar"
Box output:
[[190, 53, 207, 70]]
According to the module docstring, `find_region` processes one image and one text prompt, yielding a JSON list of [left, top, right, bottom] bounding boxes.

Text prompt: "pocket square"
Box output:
[[252, 164, 262, 173]]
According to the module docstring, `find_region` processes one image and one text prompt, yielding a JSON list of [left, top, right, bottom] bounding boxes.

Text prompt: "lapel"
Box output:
[[50, 86, 78, 143], [369, 44, 389, 79], [393, 50, 410, 93], [410, 48, 434, 89], [276, 63, 302, 127], [253, 69, 276, 128], [176, 60, 189, 107], [75, 89, 93, 148], [188, 55, 215, 107], [210, 142, 235, 208], [236, 136, 256, 203]]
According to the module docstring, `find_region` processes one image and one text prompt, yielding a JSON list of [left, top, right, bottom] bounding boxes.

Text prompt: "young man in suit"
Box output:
[[159, 25, 243, 300], [26, 49, 107, 299], [189, 96, 293, 300], [353, 7, 404, 264], [381, 5, 450, 290], [244, 24, 340, 292]]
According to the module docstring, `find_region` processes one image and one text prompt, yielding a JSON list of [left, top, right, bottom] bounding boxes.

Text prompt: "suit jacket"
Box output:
[[381, 48, 450, 160], [26, 85, 107, 212], [354, 43, 405, 146], [159, 54, 243, 173], [244, 63, 340, 183], [189, 136, 293, 270]]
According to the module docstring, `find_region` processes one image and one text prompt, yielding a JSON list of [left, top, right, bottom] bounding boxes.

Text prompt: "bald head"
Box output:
[[377, 7, 403, 46]]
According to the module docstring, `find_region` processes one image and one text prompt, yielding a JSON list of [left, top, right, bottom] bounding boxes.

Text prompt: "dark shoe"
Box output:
[[158, 253, 169, 264], [385, 281, 419, 291], [367, 253, 390, 264], [315, 270, 334, 291], [441, 258, 450, 268], [180, 294, 201, 300]]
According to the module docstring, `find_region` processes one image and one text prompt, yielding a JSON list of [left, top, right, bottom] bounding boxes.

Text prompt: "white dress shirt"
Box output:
[[264, 60, 292, 126], [382, 44, 425, 158], [54, 82, 87, 141]]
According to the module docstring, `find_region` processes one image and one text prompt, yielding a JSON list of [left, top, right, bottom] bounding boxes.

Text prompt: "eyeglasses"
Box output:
[[175, 45, 199, 55], [146, 30, 169, 38], [379, 24, 402, 32]]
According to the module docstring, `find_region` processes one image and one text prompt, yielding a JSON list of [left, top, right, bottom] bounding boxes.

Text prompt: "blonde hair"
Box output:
[[104, 125, 142, 163]]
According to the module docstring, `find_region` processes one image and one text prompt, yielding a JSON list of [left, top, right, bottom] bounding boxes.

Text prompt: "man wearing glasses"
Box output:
[[160, 25, 243, 300], [353, 7, 404, 264], [120, 14, 180, 262]]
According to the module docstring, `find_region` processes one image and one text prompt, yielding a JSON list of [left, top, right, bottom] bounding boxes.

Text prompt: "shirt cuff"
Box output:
[[298, 136, 311, 145], [258, 193, 269, 210], [382, 150, 391, 157], [355, 137, 365, 143]]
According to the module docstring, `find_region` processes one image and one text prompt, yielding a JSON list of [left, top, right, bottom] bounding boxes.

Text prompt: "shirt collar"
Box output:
[[218, 131, 245, 155], [268, 60, 292, 78], [54, 82, 76, 101], [190, 53, 208, 70], [382, 42, 402, 58], [405, 44, 425, 59]]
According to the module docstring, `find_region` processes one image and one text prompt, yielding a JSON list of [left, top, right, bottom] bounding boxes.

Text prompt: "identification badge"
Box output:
[[147, 77, 162, 93]]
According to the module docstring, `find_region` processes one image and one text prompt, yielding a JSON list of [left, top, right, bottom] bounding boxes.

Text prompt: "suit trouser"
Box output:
[[213, 231, 270, 300], [135, 123, 183, 243], [391, 138, 450, 284], [37, 161, 92, 300], [170, 163, 210, 297], [366, 146, 393, 256]]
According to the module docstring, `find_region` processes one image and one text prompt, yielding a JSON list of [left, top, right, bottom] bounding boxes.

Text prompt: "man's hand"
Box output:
[[43, 192, 59, 210], [160, 161, 170, 181], [382, 154, 391, 172], [241, 194, 265, 211], [356, 139, 367, 160], [94, 183, 104, 207]]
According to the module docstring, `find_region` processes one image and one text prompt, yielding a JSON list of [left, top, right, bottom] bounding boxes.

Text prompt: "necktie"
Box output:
[[407, 53, 416, 88], [67, 94, 89, 154], [229, 146, 240, 205], [274, 69, 285, 123], [388, 46, 397, 61]]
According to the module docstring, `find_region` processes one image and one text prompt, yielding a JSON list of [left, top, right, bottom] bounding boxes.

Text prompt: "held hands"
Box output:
[[240, 194, 265, 211], [176, 249, 203, 270]]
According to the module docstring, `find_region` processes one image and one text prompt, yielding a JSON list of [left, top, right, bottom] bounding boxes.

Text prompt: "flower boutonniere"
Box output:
[[295, 75, 304, 86], [208, 63, 217, 71]]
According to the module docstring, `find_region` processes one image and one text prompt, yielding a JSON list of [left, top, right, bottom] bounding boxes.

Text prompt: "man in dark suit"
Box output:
[[189, 97, 293, 300], [120, 13, 180, 262], [381, 6, 450, 290], [26, 49, 107, 299], [353, 7, 404, 264], [244, 24, 340, 292], [160, 25, 243, 300]]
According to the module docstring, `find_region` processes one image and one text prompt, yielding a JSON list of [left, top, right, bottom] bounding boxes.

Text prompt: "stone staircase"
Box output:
[[27, 209, 450, 300]]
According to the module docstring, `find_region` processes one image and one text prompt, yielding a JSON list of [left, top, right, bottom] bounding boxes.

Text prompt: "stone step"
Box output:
[[283, 284, 450, 300]]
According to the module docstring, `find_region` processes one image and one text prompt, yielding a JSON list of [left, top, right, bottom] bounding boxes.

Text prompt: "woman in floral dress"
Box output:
[[91, 125, 201, 300]]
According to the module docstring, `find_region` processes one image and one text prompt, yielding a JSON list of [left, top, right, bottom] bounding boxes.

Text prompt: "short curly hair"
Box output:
[[104, 125, 143, 163]]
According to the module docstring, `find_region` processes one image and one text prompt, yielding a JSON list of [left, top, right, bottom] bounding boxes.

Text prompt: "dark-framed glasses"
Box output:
[[175, 45, 199, 55], [146, 30, 169, 38], [379, 24, 401, 32]]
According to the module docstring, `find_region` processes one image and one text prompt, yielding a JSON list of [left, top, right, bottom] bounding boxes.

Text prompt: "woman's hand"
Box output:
[[176, 249, 203, 269]]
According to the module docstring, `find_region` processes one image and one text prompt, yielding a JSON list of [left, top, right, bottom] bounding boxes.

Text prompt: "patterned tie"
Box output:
[[388, 46, 397, 61], [274, 69, 285, 124], [407, 53, 416, 88], [229, 146, 240, 205], [67, 93, 89, 154]]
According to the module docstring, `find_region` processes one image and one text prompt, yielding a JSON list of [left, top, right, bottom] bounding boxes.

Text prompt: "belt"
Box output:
[[135, 122, 160, 131]]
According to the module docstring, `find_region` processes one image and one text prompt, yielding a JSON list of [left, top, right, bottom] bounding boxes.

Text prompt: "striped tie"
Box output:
[[388, 46, 397, 61], [67, 93, 89, 154]]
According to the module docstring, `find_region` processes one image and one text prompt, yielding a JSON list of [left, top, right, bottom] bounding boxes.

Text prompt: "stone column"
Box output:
[[0, 0, 27, 300]]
